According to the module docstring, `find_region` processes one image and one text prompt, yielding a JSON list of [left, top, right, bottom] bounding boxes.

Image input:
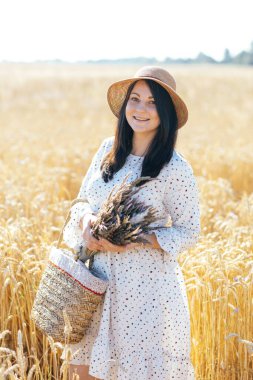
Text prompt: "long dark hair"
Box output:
[[101, 79, 178, 187]]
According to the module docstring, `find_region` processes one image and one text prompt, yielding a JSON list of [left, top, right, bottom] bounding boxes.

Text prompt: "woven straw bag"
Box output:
[[31, 198, 109, 344]]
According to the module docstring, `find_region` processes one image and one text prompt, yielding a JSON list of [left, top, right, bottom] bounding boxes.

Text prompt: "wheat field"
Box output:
[[0, 63, 252, 379]]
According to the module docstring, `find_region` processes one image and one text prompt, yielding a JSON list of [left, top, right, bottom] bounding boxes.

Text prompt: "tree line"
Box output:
[[85, 41, 253, 66]]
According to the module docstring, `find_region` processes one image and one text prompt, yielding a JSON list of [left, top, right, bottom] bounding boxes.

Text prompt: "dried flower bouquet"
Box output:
[[76, 173, 167, 264]]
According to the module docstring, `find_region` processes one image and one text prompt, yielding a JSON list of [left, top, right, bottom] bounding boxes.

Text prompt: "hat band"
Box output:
[[135, 74, 160, 81], [134, 74, 176, 91]]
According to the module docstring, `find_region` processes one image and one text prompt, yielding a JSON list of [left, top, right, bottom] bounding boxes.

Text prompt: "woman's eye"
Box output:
[[129, 97, 155, 105]]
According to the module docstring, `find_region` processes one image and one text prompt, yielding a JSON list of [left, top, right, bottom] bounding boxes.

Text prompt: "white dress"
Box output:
[[60, 136, 201, 380]]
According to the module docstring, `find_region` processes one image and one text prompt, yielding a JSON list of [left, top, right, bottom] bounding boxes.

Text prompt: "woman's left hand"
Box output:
[[98, 238, 142, 253]]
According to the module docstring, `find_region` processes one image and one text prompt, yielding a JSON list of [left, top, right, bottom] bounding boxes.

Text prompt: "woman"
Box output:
[[60, 66, 201, 380]]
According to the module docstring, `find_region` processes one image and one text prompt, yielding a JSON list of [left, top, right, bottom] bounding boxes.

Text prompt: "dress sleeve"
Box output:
[[153, 159, 201, 260], [62, 138, 109, 250]]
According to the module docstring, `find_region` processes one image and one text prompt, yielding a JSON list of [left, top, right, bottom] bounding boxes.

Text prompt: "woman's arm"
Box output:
[[149, 158, 201, 259], [141, 232, 162, 250], [62, 138, 109, 249]]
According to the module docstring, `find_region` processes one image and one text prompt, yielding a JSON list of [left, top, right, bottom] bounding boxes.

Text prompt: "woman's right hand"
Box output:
[[80, 214, 104, 252]]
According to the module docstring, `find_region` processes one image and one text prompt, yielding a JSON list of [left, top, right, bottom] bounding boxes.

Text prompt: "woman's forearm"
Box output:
[[142, 233, 162, 250]]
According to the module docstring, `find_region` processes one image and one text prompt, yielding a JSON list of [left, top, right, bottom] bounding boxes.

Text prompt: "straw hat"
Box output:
[[107, 66, 188, 129]]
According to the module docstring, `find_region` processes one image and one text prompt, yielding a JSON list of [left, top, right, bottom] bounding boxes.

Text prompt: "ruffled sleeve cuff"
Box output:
[[154, 225, 200, 260]]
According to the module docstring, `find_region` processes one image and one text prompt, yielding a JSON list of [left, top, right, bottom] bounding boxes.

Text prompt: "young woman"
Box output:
[[61, 66, 201, 380]]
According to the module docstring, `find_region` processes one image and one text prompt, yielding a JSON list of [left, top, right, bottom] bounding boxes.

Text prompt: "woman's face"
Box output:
[[125, 80, 160, 135]]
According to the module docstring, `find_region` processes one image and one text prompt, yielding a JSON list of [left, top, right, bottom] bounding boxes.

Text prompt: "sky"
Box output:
[[0, 0, 252, 62]]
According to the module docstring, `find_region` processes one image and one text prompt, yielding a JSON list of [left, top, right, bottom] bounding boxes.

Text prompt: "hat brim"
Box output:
[[107, 76, 188, 129]]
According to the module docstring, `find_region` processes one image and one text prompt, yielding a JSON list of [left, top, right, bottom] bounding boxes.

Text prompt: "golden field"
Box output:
[[0, 63, 252, 379]]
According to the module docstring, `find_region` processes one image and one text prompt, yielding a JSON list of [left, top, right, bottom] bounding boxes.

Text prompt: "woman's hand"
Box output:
[[98, 238, 145, 253], [98, 238, 146, 253], [80, 214, 104, 252]]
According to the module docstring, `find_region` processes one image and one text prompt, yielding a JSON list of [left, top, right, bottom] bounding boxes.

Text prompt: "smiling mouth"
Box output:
[[133, 116, 149, 121]]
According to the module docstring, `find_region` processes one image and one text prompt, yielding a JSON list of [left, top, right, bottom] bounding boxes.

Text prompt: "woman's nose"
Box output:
[[135, 101, 146, 112]]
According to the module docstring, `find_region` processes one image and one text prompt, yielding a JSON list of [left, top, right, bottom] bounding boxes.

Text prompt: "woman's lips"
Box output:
[[133, 116, 149, 121]]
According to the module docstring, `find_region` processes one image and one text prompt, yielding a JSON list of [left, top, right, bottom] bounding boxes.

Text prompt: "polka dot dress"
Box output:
[[60, 136, 201, 379]]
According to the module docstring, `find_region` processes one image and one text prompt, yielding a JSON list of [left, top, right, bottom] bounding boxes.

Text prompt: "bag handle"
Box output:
[[56, 198, 91, 249]]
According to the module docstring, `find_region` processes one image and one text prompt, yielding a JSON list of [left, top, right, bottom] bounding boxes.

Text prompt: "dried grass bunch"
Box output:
[[76, 173, 167, 263]]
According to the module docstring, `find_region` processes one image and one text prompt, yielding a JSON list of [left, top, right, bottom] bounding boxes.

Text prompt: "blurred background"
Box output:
[[0, 0, 252, 379]]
